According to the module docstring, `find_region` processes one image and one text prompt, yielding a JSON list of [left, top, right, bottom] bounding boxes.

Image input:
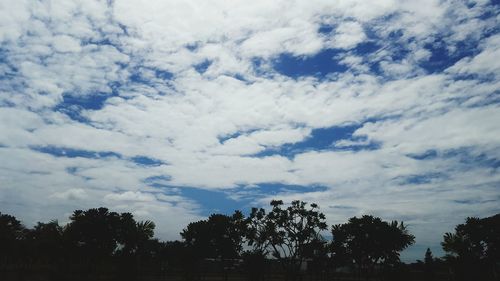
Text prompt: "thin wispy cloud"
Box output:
[[0, 0, 499, 261]]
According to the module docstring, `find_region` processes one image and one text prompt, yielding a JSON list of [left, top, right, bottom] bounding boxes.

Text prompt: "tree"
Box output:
[[63, 207, 122, 260], [116, 212, 156, 257], [181, 211, 246, 260], [442, 214, 500, 281], [245, 200, 328, 279], [423, 248, 435, 281], [180, 211, 246, 281], [424, 248, 434, 264], [0, 212, 27, 263], [330, 215, 415, 277], [27, 220, 64, 262]]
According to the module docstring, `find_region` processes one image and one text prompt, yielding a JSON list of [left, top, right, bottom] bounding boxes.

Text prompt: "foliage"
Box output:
[[245, 200, 328, 274], [0, 212, 27, 260], [4, 203, 498, 281], [330, 215, 415, 269], [424, 248, 433, 265], [442, 214, 500, 280], [26, 220, 64, 261], [442, 214, 500, 261], [181, 211, 245, 260], [63, 207, 156, 260]]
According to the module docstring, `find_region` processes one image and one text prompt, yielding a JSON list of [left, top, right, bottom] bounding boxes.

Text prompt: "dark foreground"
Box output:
[[0, 262, 460, 281]]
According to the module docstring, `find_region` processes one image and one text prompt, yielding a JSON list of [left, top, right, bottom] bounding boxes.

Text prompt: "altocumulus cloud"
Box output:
[[0, 0, 499, 261]]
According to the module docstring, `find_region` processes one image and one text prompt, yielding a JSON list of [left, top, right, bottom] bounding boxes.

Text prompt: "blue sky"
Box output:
[[1, 0, 499, 262]]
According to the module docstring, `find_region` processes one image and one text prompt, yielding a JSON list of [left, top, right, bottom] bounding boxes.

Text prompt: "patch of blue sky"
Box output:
[[248, 183, 327, 197], [79, 36, 129, 59], [352, 41, 381, 55], [194, 60, 212, 74], [0, 48, 17, 72], [478, 0, 500, 19], [81, 38, 114, 47], [131, 156, 165, 167], [466, 90, 500, 108], [143, 175, 172, 188], [54, 91, 118, 122], [466, 153, 500, 169], [32, 145, 121, 159], [59, 92, 112, 110], [218, 129, 260, 144], [155, 69, 174, 80], [179, 187, 255, 216], [252, 124, 379, 158], [0, 49, 23, 96], [318, 25, 334, 34], [397, 172, 448, 185], [127, 66, 175, 95], [185, 42, 201, 51], [147, 185, 255, 216], [406, 149, 439, 160], [33, 146, 167, 168], [192, 184, 326, 216], [250, 57, 277, 78], [145, 179, 327, 216], [420, 39, 477, 73], [271, 38, 385, 79], [65, 166, 78, 174], [422, 16, 499, 74], [222, 73, 249, 84], [291, 125, 362, 149], [272, 49, 347, 79], [129, 70, 149, 84], [407, 148, 500, 169]]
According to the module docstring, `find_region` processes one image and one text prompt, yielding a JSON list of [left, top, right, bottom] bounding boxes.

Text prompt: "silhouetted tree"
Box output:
[[0, 212, 27, 263], [181, 211, 245, 260], [9, 204, 499, 281], [159, 240, 193, 271], [245, 200, 328, 280], [442, 213, 500, 281], [423, 248, 435, 281], [181, 211, 246, 280], [424, 248, 433, 264], [241, 249, 267, 281], [116, 212, 156, 257], [63, 208, 122, 260], [27, 220, 64, 262], [331, 215, 415, 279]]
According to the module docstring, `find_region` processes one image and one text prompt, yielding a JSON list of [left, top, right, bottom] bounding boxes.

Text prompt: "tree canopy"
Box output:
[[2, 202, 498, 281], [330, 215, 415, 269], [442, 214, 500, 281], [181, 211, 245, 260], [245, 200, 328, 275]]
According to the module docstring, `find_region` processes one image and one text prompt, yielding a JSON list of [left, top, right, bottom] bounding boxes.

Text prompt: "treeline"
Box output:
[[1, 200, 499, 281]]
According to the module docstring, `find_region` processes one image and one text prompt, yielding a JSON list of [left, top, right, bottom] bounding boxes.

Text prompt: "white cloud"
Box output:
[[50, 188, 88, 200], [104, 191, 155, 202], [328, 21, 366, 49], [447, 34, 500, 78], [52, 35, 82, 53]]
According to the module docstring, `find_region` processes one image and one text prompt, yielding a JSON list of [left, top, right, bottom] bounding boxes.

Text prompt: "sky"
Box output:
[[0, 0, 499, 262]]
